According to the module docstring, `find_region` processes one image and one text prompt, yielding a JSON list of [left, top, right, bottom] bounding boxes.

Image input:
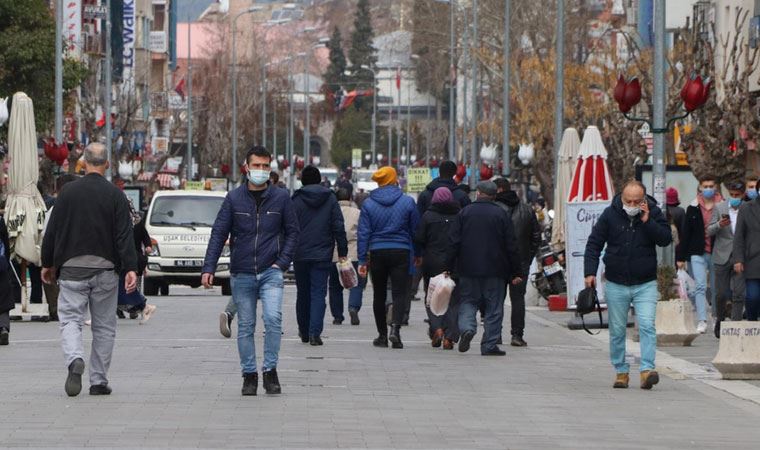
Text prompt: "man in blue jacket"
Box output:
[[446, 181, 522, 356], [202, 146, 299, 397], [585, 181, 672, 390], [292, 166, 348, 346]]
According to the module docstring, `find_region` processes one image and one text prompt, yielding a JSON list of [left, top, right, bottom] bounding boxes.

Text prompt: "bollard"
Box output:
[[712, 321, 760, 380]]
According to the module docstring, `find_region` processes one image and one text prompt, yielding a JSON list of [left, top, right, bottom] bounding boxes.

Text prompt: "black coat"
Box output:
[[0, 217, 15, 315], [585, 194, 672, 286], [291, 185, 348, 262], [494, 191, 541, 274], [133, 220, 152, 274], [446, 200, 522, 280], [416, 177, 471, 216], [414, 201, 461, 278], [679, 203, 710, 261], [666, 205, 686, 263]]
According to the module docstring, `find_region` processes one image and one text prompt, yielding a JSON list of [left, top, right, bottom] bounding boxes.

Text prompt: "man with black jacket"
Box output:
[[446, 181, 523, 356], [585, 181, 672, 390], [494, 178, 541, 347], [41, 143, 138, 397], [416, 160, 471, 217]]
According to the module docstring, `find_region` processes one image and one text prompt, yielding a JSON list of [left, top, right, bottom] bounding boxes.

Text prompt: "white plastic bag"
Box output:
[[427, 273, 456, 316], [677, 269, 696, 300], [336, 260, 359, 289]]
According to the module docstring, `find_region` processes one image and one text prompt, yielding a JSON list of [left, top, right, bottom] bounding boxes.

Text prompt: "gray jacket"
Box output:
[[732, 199, 760, 278], [707, 201, 736, 266]]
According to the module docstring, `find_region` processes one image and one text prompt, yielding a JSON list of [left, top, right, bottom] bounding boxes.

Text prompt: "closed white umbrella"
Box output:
[[551, 128, 580, 250], [5, 92, 46, 265]]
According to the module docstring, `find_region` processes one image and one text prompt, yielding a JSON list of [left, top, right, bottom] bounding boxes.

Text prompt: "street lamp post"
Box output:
[[54, 0, 63, 145], [105, 0, 113, 180], [361, 64, 378, 165], [502, 0, 510, 177], [262, 64, 267, 148], [436, 0, 457, 161], [553, 0, 565, 190], [469, 0, 479, 191]]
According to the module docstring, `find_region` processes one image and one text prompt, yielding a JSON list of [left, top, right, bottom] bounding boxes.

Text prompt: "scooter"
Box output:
[[530, 213, 566, 300]]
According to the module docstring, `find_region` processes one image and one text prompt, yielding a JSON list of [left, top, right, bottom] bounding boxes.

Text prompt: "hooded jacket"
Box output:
[[357, 186, 420, 265], [416, 177, 471, 215], [494, 190, 541, 274], [414, 201, 461, 277], [585, 194, 672, 286], [292, 185, 348, 262]]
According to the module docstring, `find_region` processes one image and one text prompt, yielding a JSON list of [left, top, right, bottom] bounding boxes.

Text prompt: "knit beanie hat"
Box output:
[[301, 165, 321, 186], [431, 187, 453, 204], [372, 166, 398, 187]]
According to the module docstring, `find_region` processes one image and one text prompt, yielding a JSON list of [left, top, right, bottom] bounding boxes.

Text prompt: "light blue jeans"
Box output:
[[231, 268, 284, 374], [606, 280, 657, 373], [689, 253, 714, 322]]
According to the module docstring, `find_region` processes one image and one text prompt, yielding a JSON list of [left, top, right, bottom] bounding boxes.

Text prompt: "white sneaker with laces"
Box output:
[[697, 321, 707, 334], [140, 305, 157, 324]]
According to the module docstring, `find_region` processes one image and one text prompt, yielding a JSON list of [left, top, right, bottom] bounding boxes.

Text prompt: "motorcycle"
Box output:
[[530, 211, 567, 300]]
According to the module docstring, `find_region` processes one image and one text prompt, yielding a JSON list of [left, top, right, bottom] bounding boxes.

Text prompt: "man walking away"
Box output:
[[203, 146, 299, 396], [585, 181, 672, 390], [416, 160, 471, 217], [358, 167, 420, 349], [733, 181, 760, 321], [0, 214, 13, 345], [494, 178, 541, 347], [292, 166, 348, 346], [707, 182, 746, 336], [329, 188, 365, 326], [41, 143, 138, 397], [447, 181, 523, 356], [679, 176, 723, 333]]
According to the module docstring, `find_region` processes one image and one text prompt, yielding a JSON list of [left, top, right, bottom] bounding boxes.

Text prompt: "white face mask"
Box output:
[[623, 205, 640, 217]]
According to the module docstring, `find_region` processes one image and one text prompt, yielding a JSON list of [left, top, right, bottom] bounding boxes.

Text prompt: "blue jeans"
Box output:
[[689, 253, 714, 321], [231, 268, 284, 374], [606, 280, 657, 373], [457, 277, 506, 353], [745, 279, 760, 321], [329, 262, 366, 321], [294, 261, 332, 337]]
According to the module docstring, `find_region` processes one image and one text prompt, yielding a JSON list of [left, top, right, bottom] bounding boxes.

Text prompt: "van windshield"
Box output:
[[150, 196, 224, 228]]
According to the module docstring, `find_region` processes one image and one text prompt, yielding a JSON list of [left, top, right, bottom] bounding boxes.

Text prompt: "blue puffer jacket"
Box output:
[[584, 194, 672, 286], [203, 184, 299, 275], [357, 186, 420, 265], [292, 185, 348, 262]]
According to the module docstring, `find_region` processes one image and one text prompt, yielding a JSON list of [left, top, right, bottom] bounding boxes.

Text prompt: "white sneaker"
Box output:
[[697, 321, 707, 334], [140, 305, 157, 325]]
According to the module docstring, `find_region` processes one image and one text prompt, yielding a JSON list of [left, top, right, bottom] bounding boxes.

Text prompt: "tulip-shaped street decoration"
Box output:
[[455, 163, 467, 180], [480, 164, 493, 181], [612, 76, 642, 113], [518, 143, 535, 166], [0, 97, 8, 127], [479, 143, 497, 164], [680, 74, 712, 112], [118, 159, 134, 180]]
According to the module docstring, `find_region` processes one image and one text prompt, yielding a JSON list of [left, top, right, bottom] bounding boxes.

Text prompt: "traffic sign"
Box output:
[[406, 168, 432, 193]]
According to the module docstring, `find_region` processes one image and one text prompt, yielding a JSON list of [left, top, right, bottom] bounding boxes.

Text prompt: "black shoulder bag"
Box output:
[[576, 287, 603, 335]]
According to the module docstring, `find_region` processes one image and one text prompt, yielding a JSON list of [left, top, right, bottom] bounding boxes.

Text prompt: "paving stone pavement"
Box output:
[[2, 284, 760, 449]]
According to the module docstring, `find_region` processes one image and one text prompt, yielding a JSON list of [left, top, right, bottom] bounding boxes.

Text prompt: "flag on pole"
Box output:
[[175, 78, 186, 100]]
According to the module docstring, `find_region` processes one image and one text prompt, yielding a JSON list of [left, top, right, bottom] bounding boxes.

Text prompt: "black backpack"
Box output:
[[576, 287, 603, 335]]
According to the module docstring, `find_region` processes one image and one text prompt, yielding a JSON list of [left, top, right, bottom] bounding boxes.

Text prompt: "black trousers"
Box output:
[[508, 278, 528, 338], [369, 249, 410, 335]]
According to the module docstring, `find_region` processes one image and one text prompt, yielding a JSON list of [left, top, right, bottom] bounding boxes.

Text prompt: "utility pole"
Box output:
[[469, 0, 478, 190], [105, 0, 113, 181], [502, 0, 510, 177], [553, 0, 565, 188], [55, 0, 63, 145], [186, 22, 193, 181], [652, 0, 666, 209], [448, 0, 456, 161], [262, 65, 267, 149], [397, 68, 402, 169]]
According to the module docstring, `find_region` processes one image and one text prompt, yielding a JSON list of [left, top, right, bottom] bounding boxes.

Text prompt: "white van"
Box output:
[[144, 190, 231, 296]]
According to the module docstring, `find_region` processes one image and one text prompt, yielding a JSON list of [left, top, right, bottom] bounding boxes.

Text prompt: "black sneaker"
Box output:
[[389, 325, 403, 349], [116, 309, 125, 319], [332, 318, 343, 325], [219, 312, 232, 338], [242, 372, 258, 396], [373, 335, 388, 347], [0, 328, 8, 346], [349, 309, 360, 325], [262, 369, 281, 394], [89, 384, 112, 395], [482, 347, 507, 356], [510, 336, 527, 347], [65, 358, 85, 397], [129, 310, 139, 320], [299, 332, 309, 343], [459, 330, 475, 353], [309, 336, 324, 346]]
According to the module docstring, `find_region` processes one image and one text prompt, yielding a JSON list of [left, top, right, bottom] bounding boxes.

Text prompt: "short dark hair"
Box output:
[[439, 160, 457, 179], [494, 178, 511, 192], [698, 175, 716, 184], [746, 174, 758, 183], [245, 146, 272, 165], [269, 171, 279, 183], [336, 188, 351, 202], [56, 174, 77, 192], [727, 181, 746, 192], [622, 180, 647, 194]]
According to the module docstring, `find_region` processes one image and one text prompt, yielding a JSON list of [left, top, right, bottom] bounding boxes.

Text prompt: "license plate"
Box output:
[[175, 260, 203, 267], [544, 262, 562, 276]]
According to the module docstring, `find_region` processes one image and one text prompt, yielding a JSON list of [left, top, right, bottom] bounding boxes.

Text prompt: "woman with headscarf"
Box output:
[[117, 199, 157, 324]]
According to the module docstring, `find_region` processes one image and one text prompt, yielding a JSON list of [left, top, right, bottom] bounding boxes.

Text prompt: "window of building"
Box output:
[[153, 4, 165, 31]]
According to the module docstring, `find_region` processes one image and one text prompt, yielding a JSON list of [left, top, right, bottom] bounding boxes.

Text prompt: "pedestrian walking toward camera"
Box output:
[[679, 176, 723, 333], [415, 187, 461, 349], [494, 178, 541, 347], [292, 166, 348, 346], [41, 143, 138, 397], [329, 188, 365, 326], [732, 182, 760, 321], [117, 199, 157, 324], [202, 146, 299, 396], [707, 182, 746, 336], [446, 181, 523, 356], [357, 166, 420, 349], [0, 214, 13, 346], [585, 181, 672, 389]]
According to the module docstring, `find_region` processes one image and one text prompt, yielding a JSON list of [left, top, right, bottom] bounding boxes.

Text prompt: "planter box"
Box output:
[[631, 299, 699, 346], [712, 321, 760, 380]]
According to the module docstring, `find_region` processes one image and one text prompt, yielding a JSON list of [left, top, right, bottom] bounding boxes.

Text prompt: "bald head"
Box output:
[[621, 180, 646, 208], [84, 143, 109, 175]]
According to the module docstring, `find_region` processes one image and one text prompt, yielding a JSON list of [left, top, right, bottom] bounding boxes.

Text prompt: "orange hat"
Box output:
[[372, 166, 398, 186]]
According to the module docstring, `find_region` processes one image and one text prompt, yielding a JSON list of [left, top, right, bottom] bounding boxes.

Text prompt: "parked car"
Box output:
[[353, 169, 378, 192]]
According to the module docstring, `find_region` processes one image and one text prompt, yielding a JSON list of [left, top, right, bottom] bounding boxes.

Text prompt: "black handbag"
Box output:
[[576, 287, 603, 335]]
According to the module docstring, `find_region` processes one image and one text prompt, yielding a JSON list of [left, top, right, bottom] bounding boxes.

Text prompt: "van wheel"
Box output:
[[221, 280, 231, 296], [144, 278, 159, 296], [160, 284, 169, 296]]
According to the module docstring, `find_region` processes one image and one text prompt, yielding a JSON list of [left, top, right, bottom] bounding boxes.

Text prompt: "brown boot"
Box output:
[[613, 373, 629, 389], [640, 370, 660, 390], [442, 338, 454, 350], [431, 329, 444, 348]]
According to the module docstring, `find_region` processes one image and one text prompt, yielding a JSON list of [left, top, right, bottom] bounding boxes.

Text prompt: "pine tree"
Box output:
[[330, 104, 371, 167], [323, 27, 347, 95], [347, 0, 377, 91]]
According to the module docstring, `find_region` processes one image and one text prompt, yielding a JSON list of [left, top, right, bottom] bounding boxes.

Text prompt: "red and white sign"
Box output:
[[64, 0, 82, 58]]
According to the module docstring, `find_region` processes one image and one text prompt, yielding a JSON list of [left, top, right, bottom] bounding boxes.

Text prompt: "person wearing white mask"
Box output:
[[679, 176, 723, 333]]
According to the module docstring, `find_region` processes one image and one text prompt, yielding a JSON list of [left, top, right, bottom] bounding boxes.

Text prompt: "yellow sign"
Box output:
[[406, 168, 432, 193], [184, 181, 205, 191]]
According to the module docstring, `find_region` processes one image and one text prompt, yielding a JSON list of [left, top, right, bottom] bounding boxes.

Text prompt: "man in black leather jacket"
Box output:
[[494, 178, 541, 347]]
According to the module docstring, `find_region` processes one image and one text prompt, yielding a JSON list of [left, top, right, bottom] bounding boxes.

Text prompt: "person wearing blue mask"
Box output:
[[745, 176, 758, 202], [679, 176, 723, 334], [707, 182, 746, 338]]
